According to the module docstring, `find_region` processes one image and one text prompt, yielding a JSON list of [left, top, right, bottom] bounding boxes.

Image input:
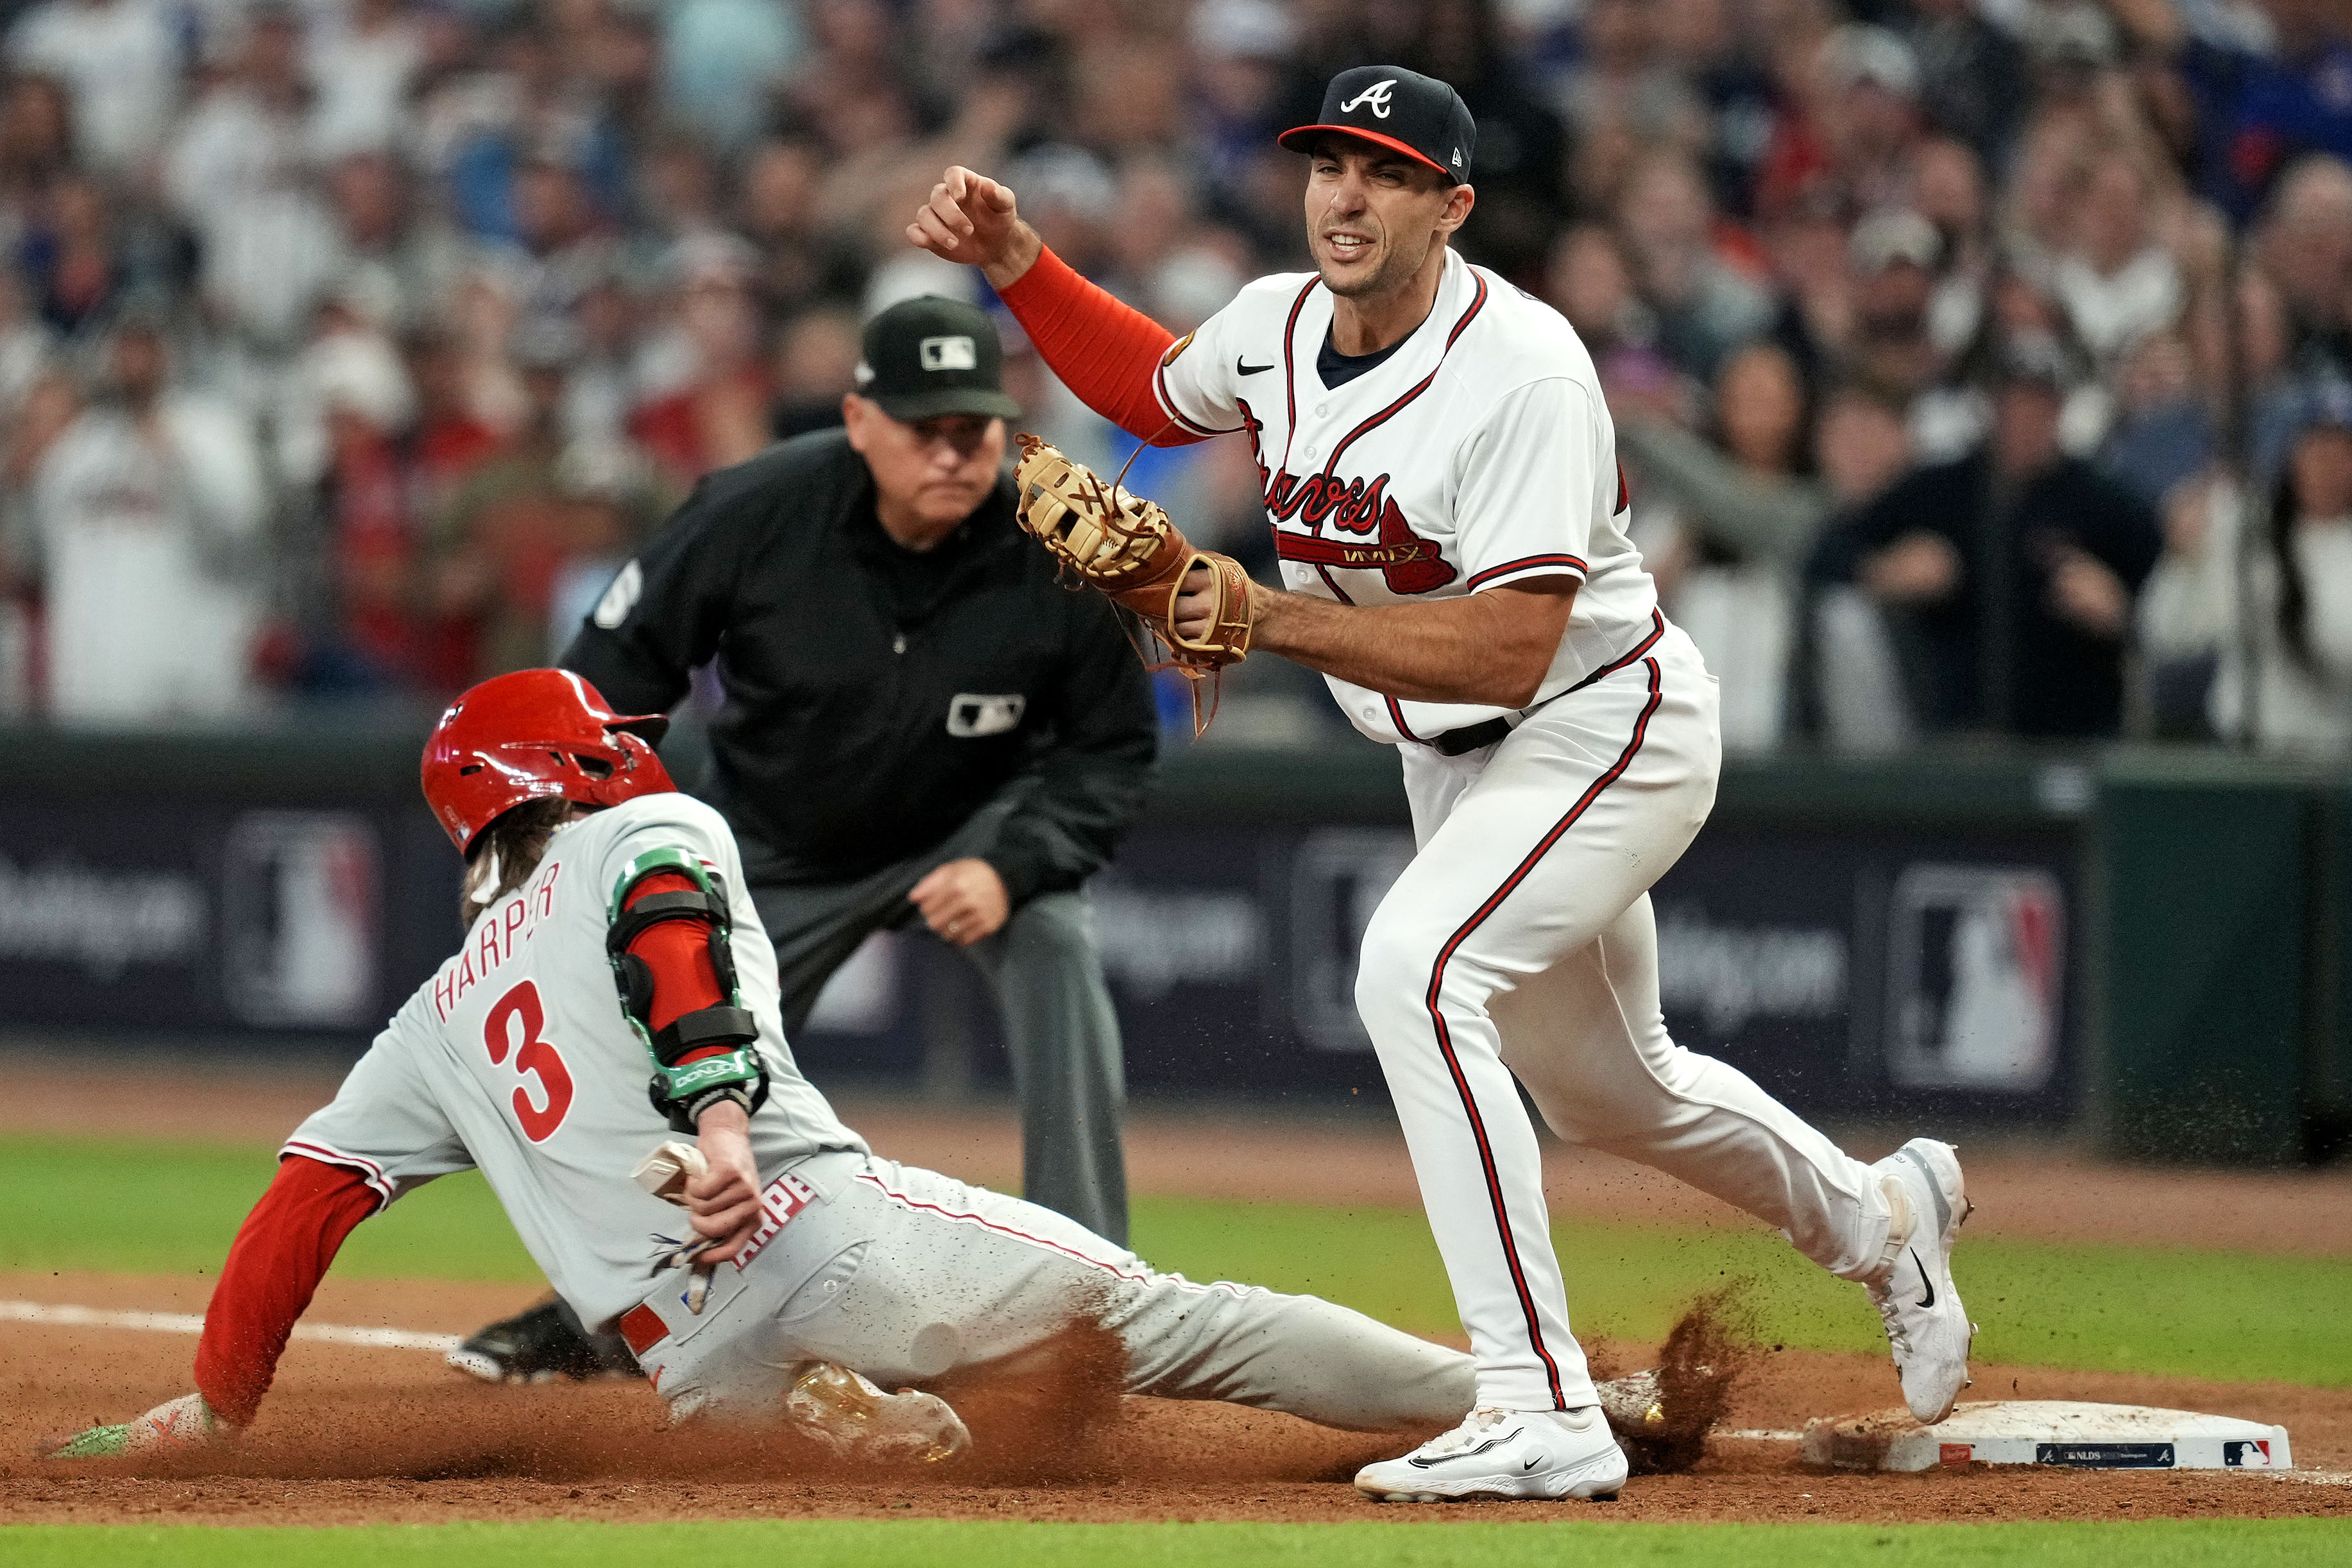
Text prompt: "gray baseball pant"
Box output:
[[749, 806, 1129, 1244], [631, 1152, 1473, 1433]]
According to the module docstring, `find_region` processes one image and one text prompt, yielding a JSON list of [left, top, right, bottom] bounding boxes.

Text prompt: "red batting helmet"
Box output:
[[422, 669, 675, 853]]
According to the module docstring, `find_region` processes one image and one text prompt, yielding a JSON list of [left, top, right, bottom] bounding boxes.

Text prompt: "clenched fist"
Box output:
[[906, 166, 1042, 289]]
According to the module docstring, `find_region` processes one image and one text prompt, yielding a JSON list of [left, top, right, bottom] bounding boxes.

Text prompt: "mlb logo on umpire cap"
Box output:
[[921, 335, 978, 372], [858, 296, 1023, 422], [1278, 65, 1477, 184]]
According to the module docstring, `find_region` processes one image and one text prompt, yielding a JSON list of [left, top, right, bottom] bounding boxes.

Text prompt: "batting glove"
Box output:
[[44, 1392, 233, 1459]]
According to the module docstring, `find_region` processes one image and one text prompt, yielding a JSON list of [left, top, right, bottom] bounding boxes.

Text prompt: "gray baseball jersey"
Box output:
[[285, 793, 865, 1329]]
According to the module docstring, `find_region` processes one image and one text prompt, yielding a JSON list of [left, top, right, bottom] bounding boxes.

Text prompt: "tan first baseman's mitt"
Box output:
[[1011, 434, 1252, 732]]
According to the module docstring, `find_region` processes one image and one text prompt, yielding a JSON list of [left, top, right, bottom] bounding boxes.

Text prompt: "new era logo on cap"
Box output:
[[920, 336, 977, 372]]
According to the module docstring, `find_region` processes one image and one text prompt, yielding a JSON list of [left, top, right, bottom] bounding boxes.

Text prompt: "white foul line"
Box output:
[[0, 1299, 461, 1352]]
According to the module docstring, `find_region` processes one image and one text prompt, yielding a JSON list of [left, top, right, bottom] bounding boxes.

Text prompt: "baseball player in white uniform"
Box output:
[[44, 670, 1474, 1464], [910, 64, 1975, 1501]]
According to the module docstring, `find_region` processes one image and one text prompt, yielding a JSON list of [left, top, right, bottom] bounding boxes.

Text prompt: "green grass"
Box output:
[[1135, 1197, 2352, 1388], [0, 1520, 2346, 1568], [0, 1136, 535, 1283], [6, 1134, 2349, 1387]]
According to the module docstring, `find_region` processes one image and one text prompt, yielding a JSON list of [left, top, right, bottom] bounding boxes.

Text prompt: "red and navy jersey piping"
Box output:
[[1466, 553, 1588, 591]]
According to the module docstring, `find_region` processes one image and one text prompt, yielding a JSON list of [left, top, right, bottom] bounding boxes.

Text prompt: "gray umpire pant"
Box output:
[[748, 806, 1129, 1245]]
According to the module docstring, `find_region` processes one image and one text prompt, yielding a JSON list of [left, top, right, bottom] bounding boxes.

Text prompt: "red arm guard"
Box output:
[[193, 1154, 378, 1427], [998, 246, 1202, 447], [624, 870, 730, 1062]]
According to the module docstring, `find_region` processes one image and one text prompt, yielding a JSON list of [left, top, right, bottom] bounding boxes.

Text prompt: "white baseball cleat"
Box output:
[[1867, 1138, 1977, 1424], [1354, 1405, 1629, 1503]]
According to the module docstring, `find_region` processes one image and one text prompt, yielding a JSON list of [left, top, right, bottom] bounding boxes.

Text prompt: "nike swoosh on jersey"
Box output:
[[1236, 357, 1274, 375]]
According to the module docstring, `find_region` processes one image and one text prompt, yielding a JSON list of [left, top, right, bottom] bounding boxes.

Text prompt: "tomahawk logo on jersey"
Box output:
[[1152, 248, 1661, 746]]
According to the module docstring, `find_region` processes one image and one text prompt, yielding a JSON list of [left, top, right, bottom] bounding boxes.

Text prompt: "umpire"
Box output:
[[450, 296, 1154, 1383]]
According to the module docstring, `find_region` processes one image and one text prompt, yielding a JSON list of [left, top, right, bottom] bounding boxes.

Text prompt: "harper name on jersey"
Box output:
[[1153, 246, 1660, 746], [429, 858, 564, 1024]]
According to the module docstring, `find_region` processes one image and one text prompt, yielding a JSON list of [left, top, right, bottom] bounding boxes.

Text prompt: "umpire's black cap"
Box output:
[[856, 296, 1023, 423], [1277, 65, 1476, 185]]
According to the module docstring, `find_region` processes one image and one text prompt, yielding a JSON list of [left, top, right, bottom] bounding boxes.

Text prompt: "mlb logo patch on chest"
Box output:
[[946, 693, 1025, 737]]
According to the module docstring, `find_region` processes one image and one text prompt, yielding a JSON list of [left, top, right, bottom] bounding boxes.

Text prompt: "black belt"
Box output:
[[1423, 610, 1669, 758], [1432, 717, 1511, 756]]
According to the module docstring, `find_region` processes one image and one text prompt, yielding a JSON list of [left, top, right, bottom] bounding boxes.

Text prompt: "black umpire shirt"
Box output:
[[561, 429, 1157, 901]]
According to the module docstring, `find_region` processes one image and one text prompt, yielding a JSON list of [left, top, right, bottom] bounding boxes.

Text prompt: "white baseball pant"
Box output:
[[1356, 618, 1895, 1412], [627, 1152, 1473, 1431]]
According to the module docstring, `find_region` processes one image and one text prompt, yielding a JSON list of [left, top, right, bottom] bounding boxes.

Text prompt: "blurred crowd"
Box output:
[[0, 0, 2349, 756]]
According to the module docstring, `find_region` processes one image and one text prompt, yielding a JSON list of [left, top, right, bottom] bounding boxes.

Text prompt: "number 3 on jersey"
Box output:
[[484, 980, 574, 1141]]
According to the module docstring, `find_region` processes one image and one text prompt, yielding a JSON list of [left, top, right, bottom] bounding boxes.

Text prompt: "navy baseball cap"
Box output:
[[1278, 65, 1476, 184]]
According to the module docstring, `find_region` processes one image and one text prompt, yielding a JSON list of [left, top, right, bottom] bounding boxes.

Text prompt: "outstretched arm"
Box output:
[[46, 1154, 378, 1456], [196, 1156, 381, 1424], [908, 166, 1200, 446]]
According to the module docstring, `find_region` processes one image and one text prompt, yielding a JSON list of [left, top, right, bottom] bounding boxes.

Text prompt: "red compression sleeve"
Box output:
[[998, 246, 1202, 446], [193, 1154, 379, 1427], [624, 871, 729, 1064]]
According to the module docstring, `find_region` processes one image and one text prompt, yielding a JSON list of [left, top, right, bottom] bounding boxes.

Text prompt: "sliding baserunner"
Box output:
[[46, 670, 1471, 1463]]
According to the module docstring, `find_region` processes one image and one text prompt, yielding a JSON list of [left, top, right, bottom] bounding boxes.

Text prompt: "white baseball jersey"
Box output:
[[287, 793, 864, 1329], [1154, 246, 1661, 745]]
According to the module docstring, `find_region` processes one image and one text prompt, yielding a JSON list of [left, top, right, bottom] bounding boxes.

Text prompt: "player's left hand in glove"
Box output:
[[1011, 433, 1253, 733], [42, 1392, 235, 1460]]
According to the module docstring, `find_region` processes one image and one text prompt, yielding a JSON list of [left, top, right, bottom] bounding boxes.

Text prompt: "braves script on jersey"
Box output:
[[287, 794, 864, 1328], [1152, 246, 1659, 744]]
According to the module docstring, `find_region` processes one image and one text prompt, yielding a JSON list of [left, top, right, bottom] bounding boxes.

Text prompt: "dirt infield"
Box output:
[[6, 1052, 2350, 1526], [3, 1270, 2346, 1527]]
